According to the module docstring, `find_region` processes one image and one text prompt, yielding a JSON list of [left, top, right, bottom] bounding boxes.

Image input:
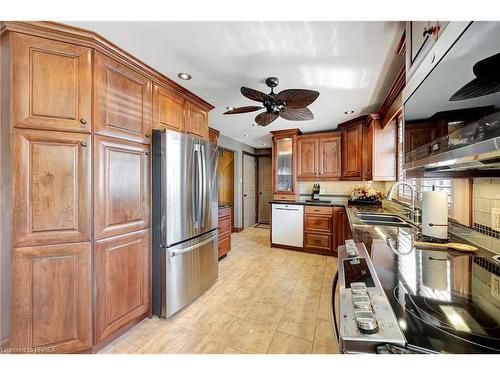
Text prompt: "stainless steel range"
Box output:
[[333, 241, 406, 353]]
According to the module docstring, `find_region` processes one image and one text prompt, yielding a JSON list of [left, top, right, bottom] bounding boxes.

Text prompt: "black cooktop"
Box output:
[[369, 229, 500, 353]]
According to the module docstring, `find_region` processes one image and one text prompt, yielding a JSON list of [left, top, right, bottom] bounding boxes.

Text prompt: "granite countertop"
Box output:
[[344, 203, 495, 258], [270, 197, 348, 207], [218, 202, 233, 209]]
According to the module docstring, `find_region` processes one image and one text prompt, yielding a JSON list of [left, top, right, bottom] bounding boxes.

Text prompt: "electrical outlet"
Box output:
[[491, 274, 500, 302], [492, 208, 500, 231]]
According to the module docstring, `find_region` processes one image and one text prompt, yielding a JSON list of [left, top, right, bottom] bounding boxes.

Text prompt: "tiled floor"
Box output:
[[100, 226, 339, 354]]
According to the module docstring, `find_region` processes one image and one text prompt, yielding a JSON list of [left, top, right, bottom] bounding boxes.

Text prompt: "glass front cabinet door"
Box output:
[[271, 129, 300, 198]]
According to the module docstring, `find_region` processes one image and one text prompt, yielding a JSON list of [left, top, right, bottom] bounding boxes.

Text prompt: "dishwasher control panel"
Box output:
[[337, 243, 406, 353]]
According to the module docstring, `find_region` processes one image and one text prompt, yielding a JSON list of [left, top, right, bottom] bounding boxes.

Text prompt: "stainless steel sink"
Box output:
[[356, 213, 411, 227]]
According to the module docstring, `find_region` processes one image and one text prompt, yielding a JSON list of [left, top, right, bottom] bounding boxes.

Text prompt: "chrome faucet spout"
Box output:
[[387, 181, 415, 210]]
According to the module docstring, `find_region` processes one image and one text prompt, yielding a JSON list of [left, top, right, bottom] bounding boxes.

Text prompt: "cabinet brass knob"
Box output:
[[145, 151, 151, 156], [80, 118, 87, 124], [145, 134, 151, 138], [80, 141, 87, 147]]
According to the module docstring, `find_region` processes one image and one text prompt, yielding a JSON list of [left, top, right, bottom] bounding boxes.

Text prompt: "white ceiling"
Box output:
[[68, 21, 404, 148]]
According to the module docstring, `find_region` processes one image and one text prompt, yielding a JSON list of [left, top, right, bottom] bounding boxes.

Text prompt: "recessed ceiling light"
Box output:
[[226, 106, 235, 111], [178, 72, 192, 80], [261, 143, 267, 146], [244, 134, 251, 137], [344, 110, 355, 115]]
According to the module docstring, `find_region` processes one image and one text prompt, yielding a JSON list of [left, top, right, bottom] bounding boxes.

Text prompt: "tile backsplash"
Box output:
[[298, 181, 387, 196], [471, 178, 500, 253]]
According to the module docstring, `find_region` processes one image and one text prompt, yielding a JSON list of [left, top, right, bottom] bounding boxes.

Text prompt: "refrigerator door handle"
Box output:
[[196, 142, 203, 226], [200, 143, 207, 228], [169, 234, 217, 257], [192, 143, 199, 228]]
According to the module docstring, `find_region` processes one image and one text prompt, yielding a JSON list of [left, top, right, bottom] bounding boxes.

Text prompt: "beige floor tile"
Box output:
[[223, 346, 246, 354], [312, 319, 339, 354], [278, 295, 320, 341], [259, 287, 293, 308], [219, 287, 261, 318], [229, 303, 284, 353], [267, 331, 313, 354]]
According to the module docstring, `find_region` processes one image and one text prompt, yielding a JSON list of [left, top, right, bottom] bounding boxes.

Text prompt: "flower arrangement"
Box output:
[[348, 184, 384, 204]]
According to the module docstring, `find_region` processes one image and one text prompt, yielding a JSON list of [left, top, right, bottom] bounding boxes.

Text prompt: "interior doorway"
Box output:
[[257, 155, 272, 224], [217, 147, 234, 226], [242, 152, 257, 229]]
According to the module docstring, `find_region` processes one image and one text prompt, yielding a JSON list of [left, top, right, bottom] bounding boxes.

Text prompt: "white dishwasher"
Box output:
[[271, 204, 303, 247]]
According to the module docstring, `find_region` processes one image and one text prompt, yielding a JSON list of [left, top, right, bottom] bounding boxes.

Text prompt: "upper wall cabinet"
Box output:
[[94, 52, 153, 144], [152, 84, 185, 132], [297, 132, 341, 180], [13, 129, 91, 247], [340, 119, 364, 180], [185, 101, 209, 139], [11, 33, 92, 133], [271, 129, 301, 199], [406, 21, 449, 81]]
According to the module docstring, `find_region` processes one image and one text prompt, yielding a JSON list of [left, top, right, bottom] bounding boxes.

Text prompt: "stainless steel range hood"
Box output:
[[405, 136, 500, 177]]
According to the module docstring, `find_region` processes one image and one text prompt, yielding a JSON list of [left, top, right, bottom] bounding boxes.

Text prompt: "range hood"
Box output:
[[405, 136, 500, 177]]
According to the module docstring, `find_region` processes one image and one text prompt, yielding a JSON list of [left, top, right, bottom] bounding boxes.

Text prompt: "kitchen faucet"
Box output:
[[386, 181, 421, 224]]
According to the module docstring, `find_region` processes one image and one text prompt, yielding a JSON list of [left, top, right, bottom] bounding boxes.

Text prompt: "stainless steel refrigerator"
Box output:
[[152, 129, 218, 318]]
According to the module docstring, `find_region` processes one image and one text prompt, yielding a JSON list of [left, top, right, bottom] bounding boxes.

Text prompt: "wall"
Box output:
[[217, 134, 255, 228], [470, 178, 500, 252], [299, 180, 387, 196]]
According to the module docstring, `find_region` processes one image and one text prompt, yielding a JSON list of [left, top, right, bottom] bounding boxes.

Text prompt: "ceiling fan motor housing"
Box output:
[[265, 77, 279, 88]]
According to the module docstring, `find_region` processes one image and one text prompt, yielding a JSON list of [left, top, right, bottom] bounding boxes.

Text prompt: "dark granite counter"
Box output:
[[218, 202, 233, 209], [270, 198, 348, 207]]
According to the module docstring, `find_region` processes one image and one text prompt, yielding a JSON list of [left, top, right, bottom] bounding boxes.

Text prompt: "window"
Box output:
[[396, 114, 452, 209]]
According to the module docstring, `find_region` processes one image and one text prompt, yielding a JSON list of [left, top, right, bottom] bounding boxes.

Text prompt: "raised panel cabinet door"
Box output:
[[341, 123, 363, 179], [185, 101, 208, 139], [152, 84, 185, 132], [94, 230, 150, 344], [297, 137, 318, 179], [94, 135, 150, 239], [11, 33, 92, 133], [11, 242, 92, 353], [94, 52, 153, 143], [13, 129, 91, 247], [304, 214, 333, 233], [319, 136, 341, 179]]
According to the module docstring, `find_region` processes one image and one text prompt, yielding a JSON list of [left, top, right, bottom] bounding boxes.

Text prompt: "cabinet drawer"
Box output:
[[218, 216, 231, 236], [304, 205, 332, 215], [304, 214, 332, 233], [273, 193, 296, 201], [304, 231, 332, 251], [218, 206, 231, 219]]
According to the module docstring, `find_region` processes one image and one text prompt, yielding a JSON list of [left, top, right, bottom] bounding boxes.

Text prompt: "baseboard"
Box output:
[[0, 336, 10, 349], [231, 227, 243, 233], [270, 243, 303, 251]]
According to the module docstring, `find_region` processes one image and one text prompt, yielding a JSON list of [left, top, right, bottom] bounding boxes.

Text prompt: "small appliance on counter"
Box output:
[[311, 183, 320, 201], [421, 188, 448, 239]]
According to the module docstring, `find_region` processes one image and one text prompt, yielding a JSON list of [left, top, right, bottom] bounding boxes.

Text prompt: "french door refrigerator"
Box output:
[[152, 129, 218, 318]]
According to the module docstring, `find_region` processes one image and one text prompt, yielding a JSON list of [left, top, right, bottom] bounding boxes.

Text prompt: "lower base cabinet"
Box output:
[[94, 229, 150, 345], [11, 242, 92, 353], [218, 207, 232, 258], [303, 206, 334, 255]]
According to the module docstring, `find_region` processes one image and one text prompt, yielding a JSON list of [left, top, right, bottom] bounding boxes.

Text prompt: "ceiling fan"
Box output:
[[223, 77, 320, 126]]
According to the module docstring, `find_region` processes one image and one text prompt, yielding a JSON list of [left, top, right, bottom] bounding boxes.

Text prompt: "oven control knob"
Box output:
[[346, 240, 359, 257], [353, 295, 372, 310], [354, 310, 379, 334], [350, 282, 368, 295]]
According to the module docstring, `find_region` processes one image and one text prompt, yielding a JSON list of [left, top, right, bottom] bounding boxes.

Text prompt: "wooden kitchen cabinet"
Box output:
[[209, 127, 220, 144], [218, 206, 232, 258], [271, 129, 301, 200], [333, 207, 352, 254], [297, 136, 318, 179], [11, 242, 92, 353], [94, 229, 150, 344], [297, 132, 341, 180], [340, 117, 364, 180], [11, 33, 92, 133], [13, 129, 91, 247], [94, 52, 153, 144], [406, 21, 449, 81], [303, 205, 334, 256], [152, 84, 185, 132], [185, 101, 209, 139], [94, 135, 150, 239]]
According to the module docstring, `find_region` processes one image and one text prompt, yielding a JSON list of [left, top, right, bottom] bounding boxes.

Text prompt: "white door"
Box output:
[[258, 156, 272, 224], [243, 153, 256, 228]]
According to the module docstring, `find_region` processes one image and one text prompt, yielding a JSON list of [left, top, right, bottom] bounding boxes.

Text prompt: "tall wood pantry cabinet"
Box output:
[[0, 21, 213, 353]]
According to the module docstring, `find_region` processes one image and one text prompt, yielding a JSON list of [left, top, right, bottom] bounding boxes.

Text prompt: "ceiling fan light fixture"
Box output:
[[344, 110, 355, 115], [178, 72, 192, 80]]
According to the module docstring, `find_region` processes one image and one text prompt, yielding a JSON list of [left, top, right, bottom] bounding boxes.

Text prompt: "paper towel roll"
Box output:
[[422, 190, 448, 239]]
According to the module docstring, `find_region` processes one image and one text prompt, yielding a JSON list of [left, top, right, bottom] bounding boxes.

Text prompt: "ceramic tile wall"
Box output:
[[471, 178, 500, 252], [298, 181, 387, 196]]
